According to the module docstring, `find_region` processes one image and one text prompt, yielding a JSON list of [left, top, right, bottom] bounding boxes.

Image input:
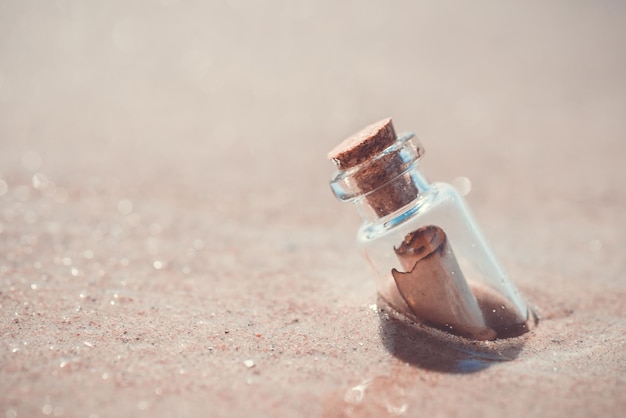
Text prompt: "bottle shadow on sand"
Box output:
[[377, 301, 525, 374]]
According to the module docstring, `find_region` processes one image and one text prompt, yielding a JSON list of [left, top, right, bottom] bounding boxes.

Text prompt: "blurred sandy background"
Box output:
[[1, 1, 625, 417]]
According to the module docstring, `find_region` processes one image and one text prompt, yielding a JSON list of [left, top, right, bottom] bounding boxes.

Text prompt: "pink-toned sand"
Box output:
[[1, 1, 625, 417]]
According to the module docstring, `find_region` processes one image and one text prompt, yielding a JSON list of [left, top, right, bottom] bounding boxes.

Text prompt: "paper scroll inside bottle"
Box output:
[[392, 225, 532, 340], [391, 226, 492, 339]]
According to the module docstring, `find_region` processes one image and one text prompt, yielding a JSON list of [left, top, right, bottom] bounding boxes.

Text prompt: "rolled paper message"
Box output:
[[392, 226, 496, 340]]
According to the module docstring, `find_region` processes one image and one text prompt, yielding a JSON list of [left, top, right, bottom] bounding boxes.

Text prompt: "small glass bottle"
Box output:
[[328, 118, 536, 341]]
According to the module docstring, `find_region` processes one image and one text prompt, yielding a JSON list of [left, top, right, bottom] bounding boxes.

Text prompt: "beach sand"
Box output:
[[1, 1, 624, 417]]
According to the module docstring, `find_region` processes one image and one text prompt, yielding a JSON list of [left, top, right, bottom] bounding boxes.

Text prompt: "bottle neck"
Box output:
[[330, 133, 428, 222], [354, 168, 430, 223]]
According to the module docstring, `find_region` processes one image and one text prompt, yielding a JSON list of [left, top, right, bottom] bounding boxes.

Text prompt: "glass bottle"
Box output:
[[328, 118, 536, 340]]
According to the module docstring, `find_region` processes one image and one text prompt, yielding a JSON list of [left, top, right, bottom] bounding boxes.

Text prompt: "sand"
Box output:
[[1, 1, 625, 417]]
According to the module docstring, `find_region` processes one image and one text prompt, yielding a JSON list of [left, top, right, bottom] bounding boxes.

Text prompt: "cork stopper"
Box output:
[[328, 118, 397, 169], [328, 118, 420, 218]]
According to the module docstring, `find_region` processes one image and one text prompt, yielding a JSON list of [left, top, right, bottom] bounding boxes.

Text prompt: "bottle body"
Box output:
[[358, 180, 534, 340]]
